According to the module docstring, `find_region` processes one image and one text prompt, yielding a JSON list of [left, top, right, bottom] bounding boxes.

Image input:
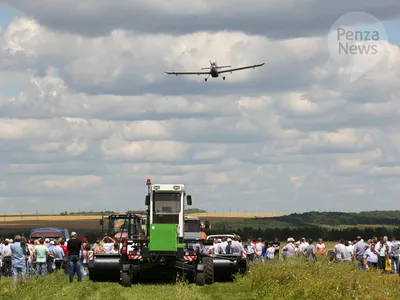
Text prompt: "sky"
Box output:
[[0, 1, 400, 214]]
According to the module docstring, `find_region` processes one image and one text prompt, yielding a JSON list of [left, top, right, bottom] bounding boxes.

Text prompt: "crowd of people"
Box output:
[[204, 235, 400, 274], [0, 232, 89, 286], [0, 231, 131, 287], [1, 232, 399, 287]]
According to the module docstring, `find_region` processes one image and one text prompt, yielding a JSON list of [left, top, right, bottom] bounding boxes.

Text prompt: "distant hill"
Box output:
[[211, 210, 400, 230]]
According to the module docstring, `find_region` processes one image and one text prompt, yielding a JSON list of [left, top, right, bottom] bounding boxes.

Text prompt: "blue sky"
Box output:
[[382, 18, 400, 45], [0, 8, 20, 29]]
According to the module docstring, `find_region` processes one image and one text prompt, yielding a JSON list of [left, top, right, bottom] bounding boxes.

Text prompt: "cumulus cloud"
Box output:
[[0, 3, 399, 213]]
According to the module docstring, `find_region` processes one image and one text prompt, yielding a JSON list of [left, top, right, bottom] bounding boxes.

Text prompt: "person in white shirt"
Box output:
[[343, 241, 354, 263], [294, 241, 300, 255], [282, 238, 296, 258], [220, 238, 228, 254], [255, 238, 263, 262], [26, 240, 35, 279], [266, 242, 275, 260], [102, 236, 116, 254], [2, 239, 12, 277], [334, 239, 346, 262], [347, 241, 354, 254], [376, 238, 389, 271], [213, 239, 220, 254], [298, 238, 309, 256]]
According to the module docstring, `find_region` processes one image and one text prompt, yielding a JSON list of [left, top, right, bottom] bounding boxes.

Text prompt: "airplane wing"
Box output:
[[165, 71, 210, 75], [218, 63, 265, 74]]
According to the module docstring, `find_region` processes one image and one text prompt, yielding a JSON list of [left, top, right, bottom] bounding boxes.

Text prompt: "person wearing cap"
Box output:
[[46, 241, 56, 273], [217, 238, 227, 254], [67, 232, 83, 282], [50, 240, 65, 271], [282, 237, 296, 258], [213, 238, 221, 254]]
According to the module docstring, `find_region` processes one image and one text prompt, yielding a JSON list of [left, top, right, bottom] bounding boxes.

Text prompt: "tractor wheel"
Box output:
[[195, 272, 205, 286], [120, 271, 132, 287], [203, 257, 214, 284]]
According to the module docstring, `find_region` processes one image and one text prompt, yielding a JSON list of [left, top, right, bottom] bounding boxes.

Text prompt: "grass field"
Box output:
[[1, 257, 399, 300]]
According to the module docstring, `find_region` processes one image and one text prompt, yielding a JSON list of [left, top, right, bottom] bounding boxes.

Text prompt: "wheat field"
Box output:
[[190, 212, 286, 218], [0, 212, 285, 230], [0, 215, 102, 222]]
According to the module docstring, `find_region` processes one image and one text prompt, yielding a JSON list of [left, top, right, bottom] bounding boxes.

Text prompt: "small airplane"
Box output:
[[165, 61, 264, 81]]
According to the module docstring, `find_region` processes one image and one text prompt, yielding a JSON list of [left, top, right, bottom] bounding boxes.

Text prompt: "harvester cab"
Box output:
[[88, 213, 146, 282], [144, 178, 190, 254], [184, 216, 208, 243], [109, 213, 147, 241]]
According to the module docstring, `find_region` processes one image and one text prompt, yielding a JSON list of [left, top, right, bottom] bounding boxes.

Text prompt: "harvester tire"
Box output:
[[121, 271, 132, 287], [203, 257, 214, 284], [195, 272, 205, 286]]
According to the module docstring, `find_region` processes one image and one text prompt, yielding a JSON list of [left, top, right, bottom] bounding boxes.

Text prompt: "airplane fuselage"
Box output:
[[210, 67, 219, 77]]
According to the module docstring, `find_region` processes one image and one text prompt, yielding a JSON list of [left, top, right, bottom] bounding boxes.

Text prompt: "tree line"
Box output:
[[210, 210, 400, 230], [205, 226, 400, 242]]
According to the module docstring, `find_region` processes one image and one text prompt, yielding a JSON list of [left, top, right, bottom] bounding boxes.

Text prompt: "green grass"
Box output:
[[1, 258, 400, 300]]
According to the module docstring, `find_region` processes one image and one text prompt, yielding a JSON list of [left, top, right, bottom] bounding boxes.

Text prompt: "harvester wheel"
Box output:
[[121, 271, 132, 287], [203, 257, 214, 284], [195, 272, 205, 286]]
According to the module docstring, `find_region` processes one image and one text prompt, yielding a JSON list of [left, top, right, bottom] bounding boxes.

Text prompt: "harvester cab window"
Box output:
[[108, 216, 144, 239], [184, 220, 201, 232], [152, 192, 181, 224], [109, 218, 127, 235]]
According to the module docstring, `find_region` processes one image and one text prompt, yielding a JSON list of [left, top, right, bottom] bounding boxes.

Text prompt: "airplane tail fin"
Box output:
[[201, 60, 230, 69], [201, 60, 214, 69]]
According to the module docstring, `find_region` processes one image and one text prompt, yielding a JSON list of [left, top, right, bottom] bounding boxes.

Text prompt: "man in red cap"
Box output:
[[80, 238, 88, 260]]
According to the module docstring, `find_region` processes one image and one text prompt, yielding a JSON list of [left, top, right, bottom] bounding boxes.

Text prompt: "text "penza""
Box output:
[[337, 28, 380, 55]]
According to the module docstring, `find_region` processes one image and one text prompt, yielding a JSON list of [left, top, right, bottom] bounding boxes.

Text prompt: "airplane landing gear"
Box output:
[[205, 78, 207, 81], [223, 76, 225, 80]]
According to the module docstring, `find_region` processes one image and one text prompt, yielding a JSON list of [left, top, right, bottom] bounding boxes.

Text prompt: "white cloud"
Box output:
[[0, 8, 399, 213], [36, 175, 102, 190]]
